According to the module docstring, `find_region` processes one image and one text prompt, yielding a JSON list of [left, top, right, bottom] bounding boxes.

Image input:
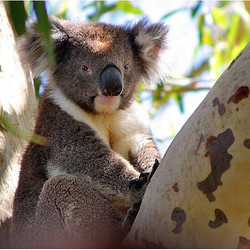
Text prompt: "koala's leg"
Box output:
[[123, 159, 160, 233], [32, 175, 125, 248]]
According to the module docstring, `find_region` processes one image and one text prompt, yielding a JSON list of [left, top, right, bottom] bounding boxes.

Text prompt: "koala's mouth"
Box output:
[[93, 95, 121, 113]]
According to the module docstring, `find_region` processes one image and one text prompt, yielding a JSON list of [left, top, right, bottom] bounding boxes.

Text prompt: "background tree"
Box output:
[[0, 2, 37, 247]]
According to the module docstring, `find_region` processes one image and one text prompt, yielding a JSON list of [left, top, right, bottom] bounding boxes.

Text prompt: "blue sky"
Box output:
[[46, 0, 214, 155]]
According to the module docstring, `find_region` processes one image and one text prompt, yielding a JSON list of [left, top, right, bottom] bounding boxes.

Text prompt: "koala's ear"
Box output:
[[18, 16, 68, 77], [129, 18, 168, 82]]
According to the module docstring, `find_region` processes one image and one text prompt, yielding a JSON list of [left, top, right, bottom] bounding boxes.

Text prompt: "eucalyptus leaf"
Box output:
[[33, 1, 55, 67], [0, 111, 46, 145], [191, 1, 202, 18], [211, 7, 228, 28], [116, 1, 143, 14], [160, 7, 187, 21], [8, 1, 27, 36]]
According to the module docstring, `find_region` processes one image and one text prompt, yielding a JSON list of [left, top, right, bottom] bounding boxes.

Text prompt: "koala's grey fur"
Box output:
[[11, 16, 167, 248]]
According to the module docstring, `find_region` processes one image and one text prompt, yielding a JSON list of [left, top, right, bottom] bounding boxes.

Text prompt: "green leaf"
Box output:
[[191, 1, 202, 17], [175, 93, 184, 113], [33, 1, 55, 67], [227, 14, 240, 49], [57, 0, 69, 19], [169, 120, 176, 138], [86, 1, 143, 21], [8, 1, 27, 36], [0, 110, 46, 145], [211, 47, 224, 77], [33, 1, 50, 36], [160, 7, 187, 20], [116, 1, 143, 15], [86, 1, 116, 21], [151, 84, 173, 110], [202, 27, 213, 46], [211, 7, 228, 28], [189, 60, 209, 78], [198, 15, 204, 45]]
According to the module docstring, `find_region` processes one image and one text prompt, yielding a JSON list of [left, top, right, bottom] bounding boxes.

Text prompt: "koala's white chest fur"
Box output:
[[49, 87, 151, 160], [89, 105, 151, 160]]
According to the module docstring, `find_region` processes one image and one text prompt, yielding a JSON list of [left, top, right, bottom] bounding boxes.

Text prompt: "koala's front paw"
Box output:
[[122, 201, 141, 234], [129, 159, 160, 190], [128, 172, 149, 190]]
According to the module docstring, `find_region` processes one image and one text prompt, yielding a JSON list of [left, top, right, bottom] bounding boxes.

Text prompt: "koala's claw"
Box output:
[[128, 172, 149, 190], [123, 201, 142, 234], [128, 201, 141, 217], [124, 159, 160, 233], [148, 158, 160, 183], [128, 159, 160, 190]]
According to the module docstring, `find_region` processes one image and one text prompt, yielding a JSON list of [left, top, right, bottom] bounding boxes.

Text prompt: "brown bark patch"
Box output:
[[197, 129, 235, 202], [213, 97, 225, 115], [171, 207, 186, 234], [243, 139, 250, 149], [238, 236, 250, 249], [172, 183, 179, 192], [208, 209, 228, 229], [227, 86, 249, 104]]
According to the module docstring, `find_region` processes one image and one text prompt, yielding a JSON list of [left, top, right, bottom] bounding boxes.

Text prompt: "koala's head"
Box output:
[[20, 17, 168, 114]]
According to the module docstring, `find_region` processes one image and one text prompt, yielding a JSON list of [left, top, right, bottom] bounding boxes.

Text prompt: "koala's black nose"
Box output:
[[100, 66, 123, 96]]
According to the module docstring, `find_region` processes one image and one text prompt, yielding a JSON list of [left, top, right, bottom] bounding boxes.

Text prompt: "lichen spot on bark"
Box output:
[[213, 97, 225, 115]]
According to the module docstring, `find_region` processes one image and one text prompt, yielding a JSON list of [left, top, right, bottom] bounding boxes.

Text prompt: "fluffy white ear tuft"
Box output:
[[130, 18, 169, 83], [18, 16, 68, 77]]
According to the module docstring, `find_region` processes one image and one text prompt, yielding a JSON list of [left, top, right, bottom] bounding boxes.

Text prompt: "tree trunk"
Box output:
[[0, 2, 36, 246], [123, 43, 250, 248]]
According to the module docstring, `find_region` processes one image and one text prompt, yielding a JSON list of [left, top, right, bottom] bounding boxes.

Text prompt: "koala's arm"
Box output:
[[130, 137, 161, 173], [42, 100, 145, 207], [118, 103, 161, 173], [49, 142, 144, 209]]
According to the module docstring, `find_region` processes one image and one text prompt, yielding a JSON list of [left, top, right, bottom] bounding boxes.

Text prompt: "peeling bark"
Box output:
[[123, 43, 250, 248]]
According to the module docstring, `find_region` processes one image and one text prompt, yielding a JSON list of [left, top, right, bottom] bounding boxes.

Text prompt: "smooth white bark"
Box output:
[[124, 43, 250, 248]]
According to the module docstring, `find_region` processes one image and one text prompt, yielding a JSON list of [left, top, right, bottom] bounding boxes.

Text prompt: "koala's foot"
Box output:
[[124, 159, 160, 233], [122, 201, 141, 234], [128, 159, 160, 190], [128, 172, 149, 190]]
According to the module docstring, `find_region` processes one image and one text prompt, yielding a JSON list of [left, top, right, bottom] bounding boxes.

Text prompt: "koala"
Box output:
[[11, 16, 167, 248]]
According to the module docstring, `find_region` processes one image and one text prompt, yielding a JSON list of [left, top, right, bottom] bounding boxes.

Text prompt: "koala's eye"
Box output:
[[124, 64, 129, 70], [81, 64, 89, 71]]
